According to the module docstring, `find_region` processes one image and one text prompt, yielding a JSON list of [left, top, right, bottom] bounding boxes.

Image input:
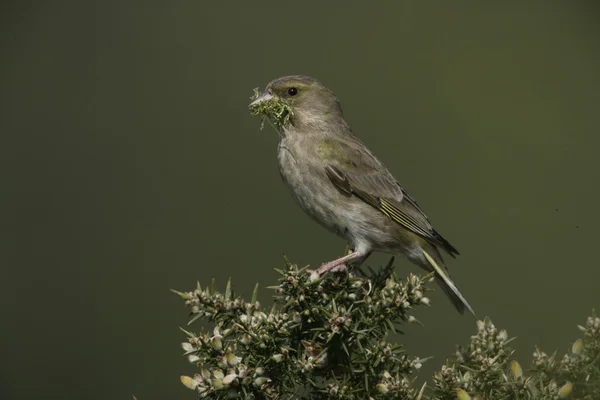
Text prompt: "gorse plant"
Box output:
[[431, 315, 600, 400], [175, 260, 600, 399]]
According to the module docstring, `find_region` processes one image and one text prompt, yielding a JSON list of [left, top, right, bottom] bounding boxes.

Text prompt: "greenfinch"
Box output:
[[250, 75, 474, 316]]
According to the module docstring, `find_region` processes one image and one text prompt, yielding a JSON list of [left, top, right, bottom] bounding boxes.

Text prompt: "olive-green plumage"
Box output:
[[249, 75, 474, 316]]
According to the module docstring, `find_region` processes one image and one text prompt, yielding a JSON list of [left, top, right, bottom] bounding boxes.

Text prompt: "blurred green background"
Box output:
[[1, 2, 599, 399]]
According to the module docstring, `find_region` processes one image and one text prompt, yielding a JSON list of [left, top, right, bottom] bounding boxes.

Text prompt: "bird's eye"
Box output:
[[287, 87, 298, 96]]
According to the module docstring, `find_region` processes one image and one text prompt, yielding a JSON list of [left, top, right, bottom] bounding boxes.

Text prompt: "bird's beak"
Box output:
[[249, 90, 274, 107]]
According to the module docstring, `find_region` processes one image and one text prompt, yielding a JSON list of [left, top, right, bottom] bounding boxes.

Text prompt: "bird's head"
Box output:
[[249, 75, 344, 131]]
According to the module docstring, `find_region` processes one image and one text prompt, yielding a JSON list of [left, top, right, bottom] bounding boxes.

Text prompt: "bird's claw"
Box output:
[[317, 262, 348, 274], [329, 263, 348, 273]]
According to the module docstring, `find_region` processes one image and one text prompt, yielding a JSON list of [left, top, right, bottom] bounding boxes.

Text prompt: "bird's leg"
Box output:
[[316, 251, 362, 274]]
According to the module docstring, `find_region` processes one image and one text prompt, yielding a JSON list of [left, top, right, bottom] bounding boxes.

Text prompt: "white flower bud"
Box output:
[[180, 375, 198, 390]]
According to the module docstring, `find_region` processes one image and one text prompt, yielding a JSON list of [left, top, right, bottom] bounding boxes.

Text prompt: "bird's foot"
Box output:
[[306, 251, 360, 275], [327, 263, 348, 273], [317, 261, 348, 274], [306, 263, 348, 277]]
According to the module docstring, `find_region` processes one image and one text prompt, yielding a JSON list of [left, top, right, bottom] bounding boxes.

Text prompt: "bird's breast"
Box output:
[[276, 136, 408, 253], [276, 137, 360, 240]]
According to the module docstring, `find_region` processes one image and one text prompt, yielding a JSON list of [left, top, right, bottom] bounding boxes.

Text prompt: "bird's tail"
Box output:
[[421, 248, 476, 317]]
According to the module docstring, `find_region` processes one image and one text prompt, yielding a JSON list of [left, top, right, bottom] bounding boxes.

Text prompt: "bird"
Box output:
[[249, 75, 474, 316]]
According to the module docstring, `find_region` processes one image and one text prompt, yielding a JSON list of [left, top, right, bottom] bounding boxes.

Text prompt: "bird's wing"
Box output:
[[318, 137, 459, 257]]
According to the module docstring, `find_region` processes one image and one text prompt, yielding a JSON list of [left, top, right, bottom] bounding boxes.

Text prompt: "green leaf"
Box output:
[[187, 313, 203, 326], [170, 289, 190, 300], [386, 318, 396, 333], [251, 283, 260, 304], [341, 341, 350, 357], [225, 278, 232, 300], [179, 327, 195, 337]]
